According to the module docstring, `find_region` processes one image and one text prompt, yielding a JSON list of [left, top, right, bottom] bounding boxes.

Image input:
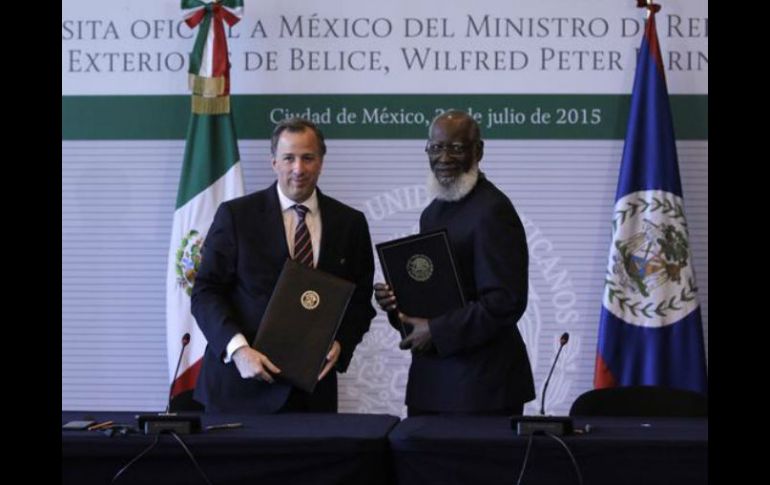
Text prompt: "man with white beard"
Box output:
[[375, 110, 535, 416]]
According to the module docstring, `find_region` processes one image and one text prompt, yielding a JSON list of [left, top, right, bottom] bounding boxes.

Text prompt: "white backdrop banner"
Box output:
[[62, 0, 707, 95]]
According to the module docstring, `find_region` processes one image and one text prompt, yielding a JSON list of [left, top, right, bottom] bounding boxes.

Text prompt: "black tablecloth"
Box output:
[[62, 411, 399, 485], [388, 416, 707, 485]]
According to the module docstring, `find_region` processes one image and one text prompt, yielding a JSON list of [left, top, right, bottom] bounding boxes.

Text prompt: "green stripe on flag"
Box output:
[[176, 113, 240, 208]]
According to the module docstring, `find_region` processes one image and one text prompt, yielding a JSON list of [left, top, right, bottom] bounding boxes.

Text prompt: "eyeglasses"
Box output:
[[425, 143, 476, 157]]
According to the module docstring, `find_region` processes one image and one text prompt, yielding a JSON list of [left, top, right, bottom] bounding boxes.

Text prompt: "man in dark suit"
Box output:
[[375, 110, 535, 416], [192, 118, 376, 413]]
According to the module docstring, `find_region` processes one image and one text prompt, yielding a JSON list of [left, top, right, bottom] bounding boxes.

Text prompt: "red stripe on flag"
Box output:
[[644, 9, 666, 80], [593, 353, 617, 389], [171, 358, 203, 398]]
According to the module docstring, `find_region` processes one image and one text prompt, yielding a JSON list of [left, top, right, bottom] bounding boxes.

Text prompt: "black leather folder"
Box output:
[[252, 259, 355, 393], [376, 229, 465, 337]]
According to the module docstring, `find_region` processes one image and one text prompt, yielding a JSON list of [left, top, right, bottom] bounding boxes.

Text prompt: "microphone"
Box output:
[[540, 332, 569, 415], [510, 332, 574, 436], [165, 333, 191, 413], [136, 332, 201, 435]]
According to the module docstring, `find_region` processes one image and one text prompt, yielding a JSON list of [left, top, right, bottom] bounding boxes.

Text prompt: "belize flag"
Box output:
[[594, 1, 707, 394]]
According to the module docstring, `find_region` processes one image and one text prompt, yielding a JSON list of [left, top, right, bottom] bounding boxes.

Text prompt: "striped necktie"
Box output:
[[292, 204, 313, 267]]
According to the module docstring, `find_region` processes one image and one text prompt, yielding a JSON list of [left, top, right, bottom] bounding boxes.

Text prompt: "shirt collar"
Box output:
[[276, 184, 319, 214]]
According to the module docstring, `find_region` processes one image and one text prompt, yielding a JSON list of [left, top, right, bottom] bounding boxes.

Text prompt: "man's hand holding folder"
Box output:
[[374, 282, 436, 355], [233, 347, 281, 383], [318, 341, 341, 380]]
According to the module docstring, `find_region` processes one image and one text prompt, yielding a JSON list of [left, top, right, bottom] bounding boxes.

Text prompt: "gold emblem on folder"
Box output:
[[301, 290, 320, 310], [406, 254, 434, 282]]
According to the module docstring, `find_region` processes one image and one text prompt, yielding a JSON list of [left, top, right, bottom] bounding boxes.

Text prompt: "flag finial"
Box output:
[[637, 0, 661, 14]]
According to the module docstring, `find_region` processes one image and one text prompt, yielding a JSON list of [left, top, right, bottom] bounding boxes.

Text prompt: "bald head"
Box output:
[[428, 110, 482, 143]]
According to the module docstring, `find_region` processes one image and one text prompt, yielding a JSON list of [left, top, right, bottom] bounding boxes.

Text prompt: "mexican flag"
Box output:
[[166, 0, 244, 408]]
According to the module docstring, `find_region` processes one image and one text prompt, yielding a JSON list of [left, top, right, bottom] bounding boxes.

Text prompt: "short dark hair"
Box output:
[[270, 118, 327, 157]]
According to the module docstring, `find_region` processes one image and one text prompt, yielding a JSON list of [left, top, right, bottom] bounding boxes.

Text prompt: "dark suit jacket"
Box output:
[[394, 174, 535, 412], [191, 182, 376, 413]]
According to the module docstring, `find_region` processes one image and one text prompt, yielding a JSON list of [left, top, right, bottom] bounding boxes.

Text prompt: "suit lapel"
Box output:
[[263, 182, 290, 261], [317, 189, 338, 271]]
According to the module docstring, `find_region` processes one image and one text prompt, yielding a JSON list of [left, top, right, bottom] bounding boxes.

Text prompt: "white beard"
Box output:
[[427, 165, 480, 202]]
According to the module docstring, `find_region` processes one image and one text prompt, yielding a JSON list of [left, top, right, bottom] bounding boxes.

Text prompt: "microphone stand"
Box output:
[[510, 333, 583, 485], [111, 334, 210, 484], [136, 333, 202, 435], [540, 334, 568, 415], [510, 332, 573, 436]]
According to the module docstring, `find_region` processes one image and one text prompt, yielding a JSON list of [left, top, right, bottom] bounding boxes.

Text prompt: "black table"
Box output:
[[62, 411, 399, 485], [388, 416, 707, 485]]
